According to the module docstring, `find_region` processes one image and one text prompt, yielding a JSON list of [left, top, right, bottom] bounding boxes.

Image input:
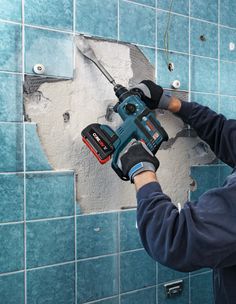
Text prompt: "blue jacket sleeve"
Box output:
[[177, 101, 236, 168], [137, 180, 236, 272]]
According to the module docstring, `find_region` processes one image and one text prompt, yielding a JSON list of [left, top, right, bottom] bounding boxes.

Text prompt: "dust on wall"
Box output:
[[24, 37, 215, 214]]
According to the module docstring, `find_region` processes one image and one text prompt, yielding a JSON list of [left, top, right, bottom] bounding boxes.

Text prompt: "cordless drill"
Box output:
[[76, 37, 168, 180]]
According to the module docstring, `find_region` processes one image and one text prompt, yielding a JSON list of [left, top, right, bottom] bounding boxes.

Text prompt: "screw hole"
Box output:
[[168, 62, 174, 72], [200, 35, 206, 42], [63, 112, 70, 123]]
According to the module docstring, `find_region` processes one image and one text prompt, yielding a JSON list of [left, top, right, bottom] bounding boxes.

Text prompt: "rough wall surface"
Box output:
[[24, 37, 215, 213]]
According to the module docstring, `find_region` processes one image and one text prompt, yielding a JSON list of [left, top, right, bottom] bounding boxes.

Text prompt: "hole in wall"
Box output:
[[199, 35, 206, 42]]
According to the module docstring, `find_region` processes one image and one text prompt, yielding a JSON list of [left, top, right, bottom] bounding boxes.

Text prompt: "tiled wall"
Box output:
[[0, 0, 235, 303]]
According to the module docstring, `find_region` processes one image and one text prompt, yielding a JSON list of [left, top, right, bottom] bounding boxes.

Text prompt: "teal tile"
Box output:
[[129, 0, 155, 7], [0, 22, 22, 72], [26, 172, 74, 220], [139, 47, 156, 66], [158, 277, 189, 303], [191, 92, 218, 113], [25, 27, 73, 78], [157, 0, 189, 16], [91, 298, 119, 304], [157, 51, 189, 90], [190, 0, 218, 23], [0, 272, 24, 304], [0, 123, 23, 172], [27, 218, 75, 268], [0, 73, 22, 122], [219, 164, 233, 185], [157, 11, 189, 53], [220, 60, 236, 96], [119, 1, 155, 47], [190, 165, 220, 200], [220, 0, 236, 28], [190, 272, 214, 304], [76, 0, 118, 40], [220, 27, 236, 62], [0, 0, 21, 22], [191, 56, 218, 94], [0, 174, 23, 223], [77, 256, 118, 304], [220, 96, 236, 119], [0, 224, 24, 273], [77, 213, 118, 259], [27, 263, 75, 304], [121, 287, 156, 304], [158, 263, 187, 284], [25, 0, 73, 31], [120, 250, 156, 293], [120, 210, 142, 251], [190, 19, 218, 58], [25, 123, 51, 171]]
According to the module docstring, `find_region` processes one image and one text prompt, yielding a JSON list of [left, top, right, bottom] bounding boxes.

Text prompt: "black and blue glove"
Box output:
[[120, 141, 160, 183], [130, 80, 171, 110]]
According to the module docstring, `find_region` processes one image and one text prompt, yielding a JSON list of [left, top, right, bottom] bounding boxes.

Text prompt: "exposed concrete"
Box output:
[[24, 37, 215, 213]]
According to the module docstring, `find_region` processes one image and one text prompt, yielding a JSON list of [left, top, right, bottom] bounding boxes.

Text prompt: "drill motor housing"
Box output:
[[82, 85, 168, 180]]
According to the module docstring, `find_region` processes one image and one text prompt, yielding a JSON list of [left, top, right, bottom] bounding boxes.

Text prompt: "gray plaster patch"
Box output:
[[24, 37, 215, 213]]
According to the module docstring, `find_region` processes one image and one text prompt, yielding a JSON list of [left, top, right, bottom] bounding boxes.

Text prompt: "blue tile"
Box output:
[[190, 272, 214, 304], [220, 96, 236, 119], [77, 256, 118, 304], [119, 1, 155, 47], [121, 287, 156, 304], [27, 218, 75, 268], [0, 174, 23, 223], [190, 20, 218, 58], [190, 165, 220, 200], [120, 250, 156, 293], [158, 277, 189, 303], [0, 73, 22, 122], [158, 263, 187, 284], [25, 27, 73, 78], [157, 11, 189, 53], [0, 22, 22, 72], [190, 0, 218, 23], [26, 172, 74, 220], [191, 56, 218, 94], [77, 213, 118, 259], [139, 47, 156, 66], [91, 298, 119, 304], [0, 272, 24, 304], [120, 210, 142, 251], [0, 0, 21, 22], [157, 0, 189, 16], [27, 263, 75, 304], [25, 0, 73, 31], [157, 51, 189, 90], [25, 123, 52, 171], [129, 0, 155, 7], [0, 224, 24, 273], [220, 60, 236, 96], [0, 123, 23, 172], [220, 27, 236, 62], [220, 0, 236, 28], [76, 0, 118, 40], [191, 92, 218, 113]]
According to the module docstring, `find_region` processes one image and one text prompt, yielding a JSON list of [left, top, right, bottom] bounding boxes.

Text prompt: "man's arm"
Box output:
[[169, 96, 236, 168], [134, 174, 236, 272]]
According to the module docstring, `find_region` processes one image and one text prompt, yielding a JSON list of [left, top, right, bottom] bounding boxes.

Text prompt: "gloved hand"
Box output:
[[120, 141, 160, 183], [130, 80, 171, 110]]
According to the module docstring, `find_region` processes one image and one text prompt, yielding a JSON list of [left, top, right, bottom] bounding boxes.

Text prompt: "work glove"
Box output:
[[119, 141, 160, 183], [130, 80, 171, 110]]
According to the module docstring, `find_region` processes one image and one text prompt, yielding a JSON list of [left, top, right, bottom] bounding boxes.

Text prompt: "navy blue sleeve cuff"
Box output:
[[137, 182, 162, 202], [177, 101, 196, 123]]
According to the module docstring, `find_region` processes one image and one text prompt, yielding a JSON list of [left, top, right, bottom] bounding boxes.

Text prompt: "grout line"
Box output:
[[123, 0, 156, 10], [24, 23, 73, 35], [0, 169, 74, 175], [0, 221, 24, 226], [72, 0, 76, 76], [26, 215, 75, 223], [189, 272, 191, 303], [27, 260, 75, 272], [73, 173, 78, 304], [156, 262, 158, 304], [188, 0, 191, 101], [0, 70, 23, 75], [218, 0, 221, 113], [117, 0, 120, 41], [155, 0, 158, 83], [0, 270, 25, 277]]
